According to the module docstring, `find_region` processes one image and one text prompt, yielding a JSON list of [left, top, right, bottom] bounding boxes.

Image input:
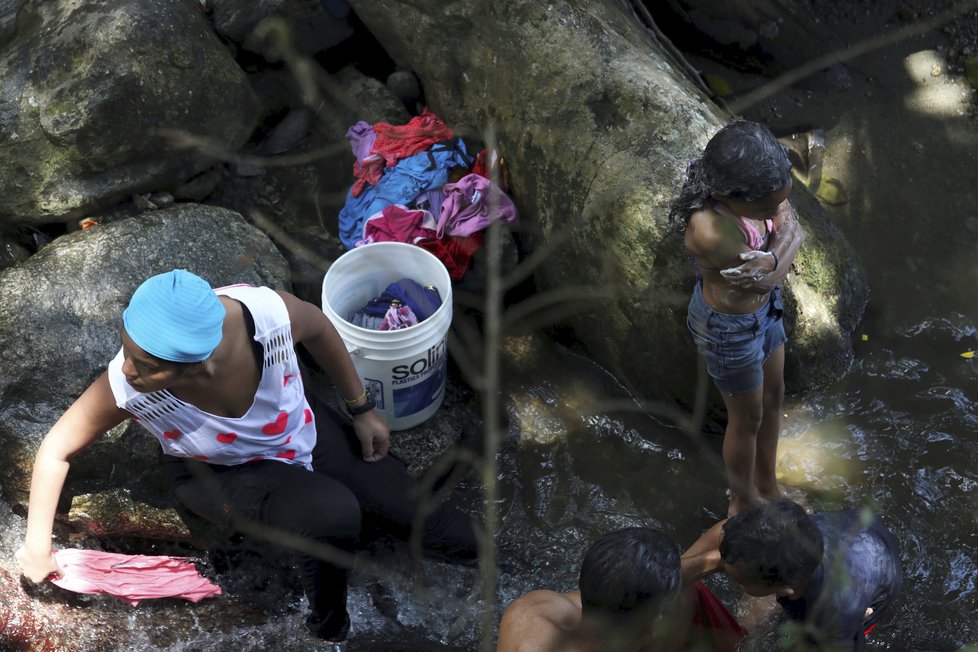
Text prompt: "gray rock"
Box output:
[[210, 65, 409, 246], [0, 0, 22, 48], [0, 0, 258, 224], [0, 204, 290, 506], [0, 232, 29, 270], [347, 0, 868, 415], [207, 0, 353, 54]]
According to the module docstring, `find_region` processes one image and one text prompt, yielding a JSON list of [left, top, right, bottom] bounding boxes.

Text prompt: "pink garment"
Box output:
[[360, 204, 437, 245], [51, 549, 222, 606], [370, 108, 454, 168], [713, 202, 775, 250], [380, 304, 419, 330], [436, 173, 518, 238]]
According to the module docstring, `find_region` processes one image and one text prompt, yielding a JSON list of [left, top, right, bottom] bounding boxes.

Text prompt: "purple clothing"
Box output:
[[346, 120, 377, 162], [436, 173, 518, 238], [412, 188, 444, 222]]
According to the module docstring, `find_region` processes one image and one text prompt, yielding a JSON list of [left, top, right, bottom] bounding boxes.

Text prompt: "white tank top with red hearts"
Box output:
[[106, 285, 316, 470]]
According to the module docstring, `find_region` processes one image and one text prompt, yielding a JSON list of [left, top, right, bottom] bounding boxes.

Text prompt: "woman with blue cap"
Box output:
[[16, 269, 476, 647]]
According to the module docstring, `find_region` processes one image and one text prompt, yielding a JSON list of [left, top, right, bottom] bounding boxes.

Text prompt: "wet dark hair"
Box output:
[[720, 499, 823, 588], [668, 120, 792, 228], [579, 526, 681, 620]]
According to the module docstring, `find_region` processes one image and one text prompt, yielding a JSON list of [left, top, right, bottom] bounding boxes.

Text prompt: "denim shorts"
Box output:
[[686, 282, 787, 395]]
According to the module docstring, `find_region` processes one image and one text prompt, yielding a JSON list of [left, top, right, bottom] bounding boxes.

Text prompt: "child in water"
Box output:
[[669, 121, 806, 516]]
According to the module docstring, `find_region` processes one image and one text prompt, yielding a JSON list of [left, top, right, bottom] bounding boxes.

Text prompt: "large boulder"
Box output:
[[347, 0, 868, 416], [0, 203, 290, 507], [0, 0, 259, 224]]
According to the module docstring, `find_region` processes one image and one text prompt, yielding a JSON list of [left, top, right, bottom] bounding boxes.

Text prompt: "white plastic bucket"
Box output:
[[322, 242, 452, 431]]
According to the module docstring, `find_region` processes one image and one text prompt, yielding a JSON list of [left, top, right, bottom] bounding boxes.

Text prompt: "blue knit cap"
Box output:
[[123, 269, 226, 363]]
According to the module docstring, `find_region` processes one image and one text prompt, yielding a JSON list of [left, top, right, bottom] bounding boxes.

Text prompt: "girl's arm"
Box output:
[[16, 372, 129, 582], [721, 201, 806, 290], [278, 290, 390, 462]]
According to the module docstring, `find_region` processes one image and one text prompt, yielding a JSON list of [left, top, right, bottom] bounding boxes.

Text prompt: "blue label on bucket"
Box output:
[[393, 361, 446, 417], [364, 378, 385, 411]]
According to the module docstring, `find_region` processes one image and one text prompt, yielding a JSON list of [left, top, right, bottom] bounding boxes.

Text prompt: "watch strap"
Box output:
[[346, 395, 376, 417]]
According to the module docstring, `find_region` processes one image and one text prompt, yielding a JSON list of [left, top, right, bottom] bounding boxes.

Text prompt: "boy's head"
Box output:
[[579, 526, 681, 622], [702, 120, 792, 202], [720, 499, 823, 597]]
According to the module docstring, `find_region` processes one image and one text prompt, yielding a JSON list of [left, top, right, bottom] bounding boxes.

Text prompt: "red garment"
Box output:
[[370, 108, 454, 168], [471, 148, 491, 179], [51, 549, 222, 606], [351, 155, 385, 198], [685, 582, 748, 652], [416, 233, 484, 281], [470, 148, 509, 193]]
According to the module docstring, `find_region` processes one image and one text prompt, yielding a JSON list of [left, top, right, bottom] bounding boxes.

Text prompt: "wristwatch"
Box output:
[[346, 395, 376, 417]]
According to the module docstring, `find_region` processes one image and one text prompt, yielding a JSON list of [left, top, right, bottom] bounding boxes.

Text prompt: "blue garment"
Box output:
[[778, 510, 903, 651], [338, 138, 470, 249], [356, 279, 442, 323], [686, 281, 786, 395]]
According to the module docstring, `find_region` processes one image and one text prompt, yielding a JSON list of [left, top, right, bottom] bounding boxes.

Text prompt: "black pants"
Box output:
[[164, 399, 477, 641]]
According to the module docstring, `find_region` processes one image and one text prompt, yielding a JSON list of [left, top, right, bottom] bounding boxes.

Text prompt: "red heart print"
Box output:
[[216, 432, 238, 444], [284, 436, 292, 444], [276, 449, 296, 460], [163, 429, 182, 440], [304, 408, 312, 424], [283, 374, 294, 387], [262, 412, 288, 435], [193, 455, 209, 461], [247, 455, 264, 462]]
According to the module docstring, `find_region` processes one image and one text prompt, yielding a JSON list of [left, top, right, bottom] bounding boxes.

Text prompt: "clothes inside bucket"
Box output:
[[349, 278, 442, 331]]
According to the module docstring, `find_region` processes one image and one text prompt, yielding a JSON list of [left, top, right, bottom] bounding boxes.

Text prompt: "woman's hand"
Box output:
[[352, 409, 390, 462], [15, 545, 61, 583]]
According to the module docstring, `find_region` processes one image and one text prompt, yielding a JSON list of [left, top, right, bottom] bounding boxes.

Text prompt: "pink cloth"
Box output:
[[380, 304, 419, 330], [360, 204, 437, 245], [51, 549, 222, 606], [713, 202, 775, 250], [436, 173, 518, 238]]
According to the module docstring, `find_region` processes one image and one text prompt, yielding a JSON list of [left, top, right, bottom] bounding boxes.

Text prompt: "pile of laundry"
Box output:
[[338, 109, 518, 280], [348, 278, 442, 331]]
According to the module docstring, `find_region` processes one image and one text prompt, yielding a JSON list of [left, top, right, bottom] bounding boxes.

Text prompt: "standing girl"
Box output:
[[669, 121, 805, 516]]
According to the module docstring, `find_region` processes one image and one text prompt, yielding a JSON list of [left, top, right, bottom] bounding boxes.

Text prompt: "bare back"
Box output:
[[497, 590, 591, 652]]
